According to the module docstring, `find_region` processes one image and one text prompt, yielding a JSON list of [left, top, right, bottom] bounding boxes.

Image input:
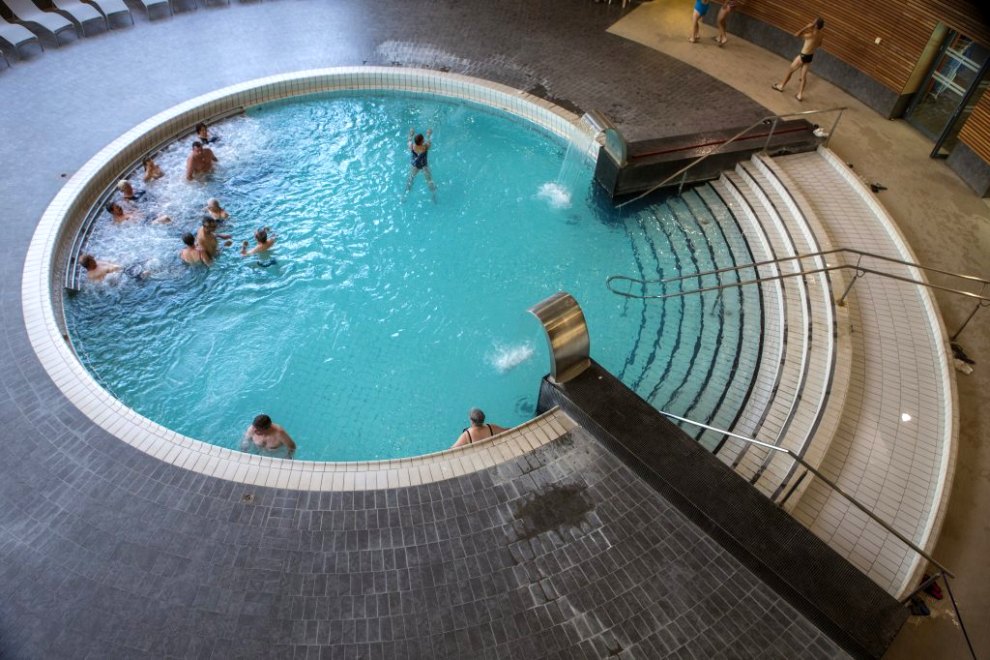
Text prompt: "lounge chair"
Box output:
[[2, 0, 78, 46], [81, 0, 133, 27], [133, 0, 172, 19], [0, 15, 43, 61], [50, 0, 107, 35]]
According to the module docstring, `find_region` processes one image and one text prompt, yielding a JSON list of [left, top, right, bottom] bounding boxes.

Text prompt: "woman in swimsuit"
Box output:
[[689, 0, 710, 44], [405, 128, 437, 201], [451, 408, 508, 449]]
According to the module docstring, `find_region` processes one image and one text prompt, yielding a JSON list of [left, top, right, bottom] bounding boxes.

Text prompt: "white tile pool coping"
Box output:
[[21, 67, 595, 490]]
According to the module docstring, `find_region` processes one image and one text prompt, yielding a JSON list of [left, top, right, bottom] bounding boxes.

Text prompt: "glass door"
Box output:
[[906, 30, 990, 157]]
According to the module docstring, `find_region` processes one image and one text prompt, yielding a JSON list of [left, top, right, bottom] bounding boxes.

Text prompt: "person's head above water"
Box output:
[[181, 232, 196, 247], [79, 254, 97, 271], [106, 201, 124, 215], [191, 141, 203, 152], [206, 198, 221, 210], [116, 180, 133, 193], [201, 215, 217, 228], [469, 408, 486, 425], [196, 122, 209, 137], [414, 134, 425, 146], [252, 414, 272, 430], [255, 228, 268, 243]]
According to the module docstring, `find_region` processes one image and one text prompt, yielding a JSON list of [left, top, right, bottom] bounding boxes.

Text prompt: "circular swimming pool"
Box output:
[[63, 90, 649, 461]]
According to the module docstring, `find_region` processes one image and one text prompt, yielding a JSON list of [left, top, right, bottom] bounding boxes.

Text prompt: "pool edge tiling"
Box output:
[[22, 68, 596, 490]]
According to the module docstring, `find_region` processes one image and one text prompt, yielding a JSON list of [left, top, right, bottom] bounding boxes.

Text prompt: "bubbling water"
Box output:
[[488, 341, 536, 374], [537, 182, 572, 209]]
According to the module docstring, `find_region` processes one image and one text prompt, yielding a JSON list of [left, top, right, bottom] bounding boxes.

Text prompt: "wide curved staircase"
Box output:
[[610, 148, 955, 598]]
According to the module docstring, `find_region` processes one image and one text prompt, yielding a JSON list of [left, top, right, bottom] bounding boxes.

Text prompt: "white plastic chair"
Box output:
[[81, 0, 133, 27], [50, 0, 107, 35]]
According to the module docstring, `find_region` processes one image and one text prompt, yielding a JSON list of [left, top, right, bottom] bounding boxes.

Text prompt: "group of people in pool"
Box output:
[[81, 121, 439, 282], [79, 122, 283, 282], [240, 407, 506, 459]]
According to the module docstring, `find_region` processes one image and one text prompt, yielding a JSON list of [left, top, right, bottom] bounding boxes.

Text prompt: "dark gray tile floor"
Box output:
[[0, 1, 849, 658]]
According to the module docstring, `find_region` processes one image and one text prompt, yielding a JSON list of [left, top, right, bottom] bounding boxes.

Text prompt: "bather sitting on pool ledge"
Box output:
[[451, 408, 508, 449]]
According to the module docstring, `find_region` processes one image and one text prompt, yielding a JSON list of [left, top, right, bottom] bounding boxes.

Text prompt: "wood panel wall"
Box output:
[[958, 91, 990, 162], [738, 0, 989, 94]]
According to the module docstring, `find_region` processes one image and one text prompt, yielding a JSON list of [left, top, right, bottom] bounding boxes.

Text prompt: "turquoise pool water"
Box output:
[[65, 91, 663, 461]]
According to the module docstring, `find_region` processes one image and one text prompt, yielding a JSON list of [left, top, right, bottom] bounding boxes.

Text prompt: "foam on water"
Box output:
[[537, 182, 571, 209], [488, 342, 535, 374]]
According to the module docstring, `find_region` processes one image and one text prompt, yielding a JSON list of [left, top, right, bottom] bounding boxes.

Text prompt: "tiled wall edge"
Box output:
[[817, 146, 959, 598], [22, 67, 589, 492]]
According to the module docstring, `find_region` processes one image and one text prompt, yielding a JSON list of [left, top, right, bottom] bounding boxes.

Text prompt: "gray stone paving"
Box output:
[[0, 1, 850, 658]]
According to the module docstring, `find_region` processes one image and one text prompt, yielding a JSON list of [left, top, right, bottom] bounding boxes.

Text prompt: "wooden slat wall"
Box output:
[[958, 92, 990, 162], [739, 0, 989, 94]]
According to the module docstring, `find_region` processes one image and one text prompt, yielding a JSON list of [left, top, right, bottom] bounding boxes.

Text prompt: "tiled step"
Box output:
[[659, 192, 743, 428], [632, 205, 702, 407], [687, 185, 765, 451], [740, 156, 838, 500], [616, 206, 682, 395], [615, 210, 667, 387]]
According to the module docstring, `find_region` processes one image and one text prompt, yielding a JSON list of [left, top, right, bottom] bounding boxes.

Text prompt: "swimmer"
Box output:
[[241, 226, 276, 256], [116, 179, 144, 202], [79, 254, 122, 282], [195, 122, 218, 144], [773, 17, 825, 102], [142, 156, 164, 182], [405, 128, 437, 201], [451, 408, 508, 449], [241, 414, 296, 458], [205, 198, 229, 221], [179, 232, 212, 266], [689, 0, 710, 43], [106, 201, 135, 224], [196, 216, 232, 259], [185, 141, 218, 181]]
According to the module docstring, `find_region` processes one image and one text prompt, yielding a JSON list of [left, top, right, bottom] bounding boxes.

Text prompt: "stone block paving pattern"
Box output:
[[0, 425, 847, 658], [0, 0, 805, 657]]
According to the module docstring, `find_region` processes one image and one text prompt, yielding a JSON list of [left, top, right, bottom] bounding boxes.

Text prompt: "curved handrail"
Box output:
[[609, 247, 990, 292], [659, 410, 956, 579], [615, 107, 846, 209]]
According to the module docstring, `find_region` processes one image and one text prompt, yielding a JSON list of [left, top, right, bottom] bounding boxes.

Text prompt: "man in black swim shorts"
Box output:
[[772, 17, 825, 102]]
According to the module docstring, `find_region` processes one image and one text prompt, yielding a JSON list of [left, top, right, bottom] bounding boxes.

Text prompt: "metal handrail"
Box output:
[[659, 410, 956, 579], [607, 248, 990, 339], [615, 107, 846, 208]]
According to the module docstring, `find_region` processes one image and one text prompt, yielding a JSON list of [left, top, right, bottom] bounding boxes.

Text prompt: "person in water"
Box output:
[[242, 414, 296, 458], [195, 122, 218, 144], [773, 17, 825, 102], [106, 201, 135, 224], [204, 197, 229, 221], [179, 232, 212, 266], [116, 179, 144, 202], [79, 254, 122, 282], [185, 141, 218, 180], [405, 128, 437, 200], [196, 217, 232, 259], [241, 226, 277, 256], [142, 156, 164, 182], [451, 408, 508, 449]]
